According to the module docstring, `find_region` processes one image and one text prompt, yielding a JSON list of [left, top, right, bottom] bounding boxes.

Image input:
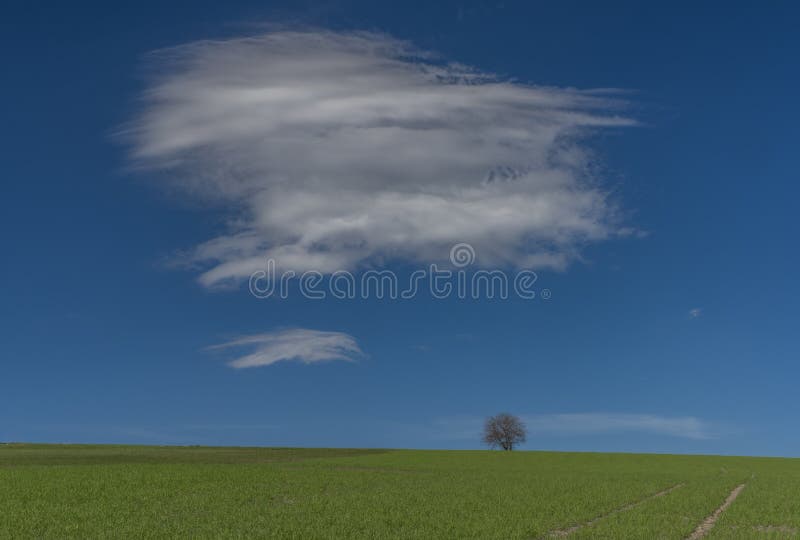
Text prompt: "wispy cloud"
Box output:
[[689, 308, 702, 319], [209, 328, 363, 369], [522, 413, 712, 440], [433, 412, 713, 441], [123, 30, 635, 287]]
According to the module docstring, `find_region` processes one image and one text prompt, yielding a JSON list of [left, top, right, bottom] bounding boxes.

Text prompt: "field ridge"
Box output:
[[544, 482, 685, 538]]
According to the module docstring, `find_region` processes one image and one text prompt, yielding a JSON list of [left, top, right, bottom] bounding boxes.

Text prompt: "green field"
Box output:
[[1, 444, 798, 539]]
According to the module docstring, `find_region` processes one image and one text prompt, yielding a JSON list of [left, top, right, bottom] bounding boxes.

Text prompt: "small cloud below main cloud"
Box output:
[[209, 328, 363, 369]]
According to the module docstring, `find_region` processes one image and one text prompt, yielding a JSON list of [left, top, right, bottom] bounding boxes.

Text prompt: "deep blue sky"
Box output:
[[2, 1, 799, 456]]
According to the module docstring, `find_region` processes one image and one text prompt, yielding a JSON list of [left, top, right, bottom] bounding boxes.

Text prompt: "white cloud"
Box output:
[[209, 328, 363, 369], [689, 308, 702, 319], [123, 30, 636, 287]]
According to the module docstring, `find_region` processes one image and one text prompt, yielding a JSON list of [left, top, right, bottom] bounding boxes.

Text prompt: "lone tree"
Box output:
[[482, 413, 526, 450]]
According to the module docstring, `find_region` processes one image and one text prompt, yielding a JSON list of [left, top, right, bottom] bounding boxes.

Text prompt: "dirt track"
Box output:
[[685, 483, 746, 540]]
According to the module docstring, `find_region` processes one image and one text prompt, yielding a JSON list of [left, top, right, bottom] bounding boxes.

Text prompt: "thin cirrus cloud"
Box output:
[[209, 328, 363, 369], [522, 413, 712, 440], [123, 29, 636, 287], [434, 413, 712, 440]]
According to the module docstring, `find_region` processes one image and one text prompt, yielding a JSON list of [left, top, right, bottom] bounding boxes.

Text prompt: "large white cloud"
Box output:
[[209, 328, 363, 369], [124, 30, 635, 287]]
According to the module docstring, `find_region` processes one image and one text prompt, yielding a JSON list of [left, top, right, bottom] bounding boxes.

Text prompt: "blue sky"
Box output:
[[2, 1, 799, 456]]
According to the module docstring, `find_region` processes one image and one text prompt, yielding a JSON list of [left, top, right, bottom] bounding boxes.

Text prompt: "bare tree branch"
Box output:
[[482, 413, 526, 451]]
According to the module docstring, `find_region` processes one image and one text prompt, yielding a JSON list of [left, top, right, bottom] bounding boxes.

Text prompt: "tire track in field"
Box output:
[[543, 483, 685, 538], [685, 483, 746, 540]]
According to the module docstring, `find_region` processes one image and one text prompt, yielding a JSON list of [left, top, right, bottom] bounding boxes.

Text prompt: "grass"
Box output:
[[1, 444, 799, 538]]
